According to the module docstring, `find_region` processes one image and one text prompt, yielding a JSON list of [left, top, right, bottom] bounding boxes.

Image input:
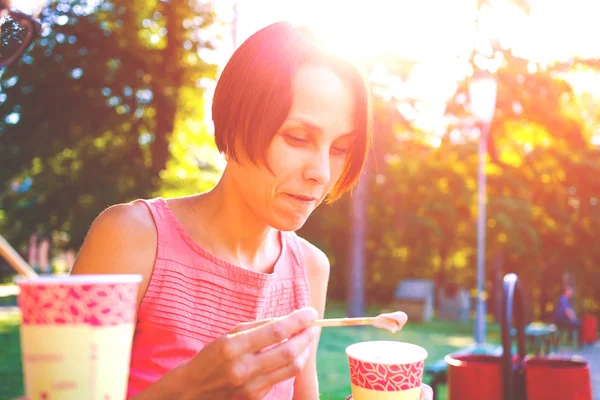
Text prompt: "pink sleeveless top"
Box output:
[[127, 198, 311, 399]]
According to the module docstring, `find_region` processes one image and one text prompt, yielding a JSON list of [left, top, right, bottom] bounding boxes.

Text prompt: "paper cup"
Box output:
[[16, 274, 142, 400], [346, 341, 428, 400]]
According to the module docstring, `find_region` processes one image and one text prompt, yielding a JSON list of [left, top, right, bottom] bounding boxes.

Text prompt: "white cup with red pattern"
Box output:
[[15, 274, 142, 400], [346, 341, 428, 400]]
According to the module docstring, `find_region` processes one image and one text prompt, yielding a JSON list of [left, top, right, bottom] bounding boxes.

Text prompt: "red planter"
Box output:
[[525, 357, 592, 400], [445, 354, 504, 400], [582, 314, 597, 345], [446, 354, 592, 400]]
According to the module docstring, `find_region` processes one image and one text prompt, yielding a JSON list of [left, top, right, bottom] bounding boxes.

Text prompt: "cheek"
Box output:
[[315, 158, 345, 205], [266, 137, 304, 180], [267, 147, 290, 174], [235, 163, 276, 205], [329, 158, 346, 186]]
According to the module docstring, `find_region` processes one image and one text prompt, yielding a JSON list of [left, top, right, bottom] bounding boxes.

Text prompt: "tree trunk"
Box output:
[[348, 171, 368, 318], [436, 246, 448, 311], [494, 251, 503, 322], [151, 1, 182, 177]]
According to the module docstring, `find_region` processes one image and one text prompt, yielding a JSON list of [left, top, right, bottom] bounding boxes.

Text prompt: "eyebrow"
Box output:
[[287, 117, 357, 138]]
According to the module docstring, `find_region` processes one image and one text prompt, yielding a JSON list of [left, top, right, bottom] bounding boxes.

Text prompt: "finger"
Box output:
[[253, 324, 317, 373], [420, 383, 433, 400], [239, 337, 314, 397], [230, 318, 273, 334], [227, 307, 318, 356], [228, 323, 316, 391]]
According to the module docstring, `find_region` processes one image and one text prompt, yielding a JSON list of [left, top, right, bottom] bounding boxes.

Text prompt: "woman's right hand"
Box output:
[[176, 306, 319, 400]]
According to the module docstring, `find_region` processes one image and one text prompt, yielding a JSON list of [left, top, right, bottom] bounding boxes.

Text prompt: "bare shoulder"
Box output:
[[79, 201, 156, 251], [71, 201, 157, 306], [295, 236, 330, 279], [104, 201, 155, 231]]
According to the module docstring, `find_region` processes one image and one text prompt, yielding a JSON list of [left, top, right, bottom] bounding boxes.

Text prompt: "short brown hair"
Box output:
[[212, 22, 373, 202]]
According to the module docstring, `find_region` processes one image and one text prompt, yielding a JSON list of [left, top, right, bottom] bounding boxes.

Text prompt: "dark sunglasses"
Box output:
[[1, 9, 42, 68]]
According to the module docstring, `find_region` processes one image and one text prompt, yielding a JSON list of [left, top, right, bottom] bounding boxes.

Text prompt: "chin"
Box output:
[[269, 212, 311, 232]]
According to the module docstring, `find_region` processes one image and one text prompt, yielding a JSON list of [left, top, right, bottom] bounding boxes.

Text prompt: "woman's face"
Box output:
[[229, 63, 357, 231]]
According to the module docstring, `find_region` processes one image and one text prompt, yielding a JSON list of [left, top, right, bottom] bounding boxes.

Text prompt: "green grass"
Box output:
[[0, 309, 23, 400], [0, 301, 496, 399]]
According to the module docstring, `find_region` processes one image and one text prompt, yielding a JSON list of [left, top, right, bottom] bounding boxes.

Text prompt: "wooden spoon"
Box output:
[[314, 311, 408, 333]]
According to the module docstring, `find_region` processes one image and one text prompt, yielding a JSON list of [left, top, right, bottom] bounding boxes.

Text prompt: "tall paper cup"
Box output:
[[16, 274, 142, 400], [346, 341, 427, 400]]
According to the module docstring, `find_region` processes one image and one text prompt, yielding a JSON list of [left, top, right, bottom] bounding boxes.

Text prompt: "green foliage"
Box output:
[[0, 0, 218, 249]]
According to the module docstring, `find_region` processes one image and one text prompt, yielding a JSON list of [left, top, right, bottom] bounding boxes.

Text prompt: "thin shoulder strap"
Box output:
[[283, 231, 310, 279], [133, 198, 171, 260]]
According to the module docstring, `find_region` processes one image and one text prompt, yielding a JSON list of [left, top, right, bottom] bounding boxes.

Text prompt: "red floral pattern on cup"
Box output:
[[18, 283, 138, 326], [348, 357, 424, 391]]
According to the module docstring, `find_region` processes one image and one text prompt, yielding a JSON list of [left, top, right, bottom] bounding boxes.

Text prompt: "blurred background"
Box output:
[[1, 0, 599, 398]]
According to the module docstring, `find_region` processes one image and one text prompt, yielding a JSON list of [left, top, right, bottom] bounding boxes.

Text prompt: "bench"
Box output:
[[511, 322, 558, 355], [554, 322, 582, 348]]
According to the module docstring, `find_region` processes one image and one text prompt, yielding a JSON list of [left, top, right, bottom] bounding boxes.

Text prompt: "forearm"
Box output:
[[129, 363, 188, 400], [293, 355, 320, 400], [292, 376, 320, 400], [293, 379, 319, 399]]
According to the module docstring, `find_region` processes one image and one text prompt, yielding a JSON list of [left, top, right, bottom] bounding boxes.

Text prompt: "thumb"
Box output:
[[420, 384, 433, 400]]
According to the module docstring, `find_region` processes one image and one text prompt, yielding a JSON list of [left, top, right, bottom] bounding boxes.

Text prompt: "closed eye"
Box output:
[[331, 146, 349, 156], [284, 134, 309, 146], [331, 136, 354, 156]]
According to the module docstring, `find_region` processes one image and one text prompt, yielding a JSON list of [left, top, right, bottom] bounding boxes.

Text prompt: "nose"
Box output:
[[303, 149, 331, 185]]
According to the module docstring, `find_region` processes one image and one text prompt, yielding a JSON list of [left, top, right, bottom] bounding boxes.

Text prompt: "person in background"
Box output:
[[554, 284, 582, 346], [555, 285, 580, 325]]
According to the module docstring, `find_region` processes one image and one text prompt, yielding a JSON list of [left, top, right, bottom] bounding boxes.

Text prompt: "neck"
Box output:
[[190, 168, 280, 273]]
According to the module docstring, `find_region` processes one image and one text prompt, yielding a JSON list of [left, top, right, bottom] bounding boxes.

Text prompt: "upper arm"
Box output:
[[70, 202, 157, 308], [293, 237, 331, 400], [299, 238, 330, 318]]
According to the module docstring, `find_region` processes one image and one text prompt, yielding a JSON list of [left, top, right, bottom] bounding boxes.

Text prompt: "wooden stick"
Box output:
[[314, 317, 379, 328], [0, 234, 38, 278]]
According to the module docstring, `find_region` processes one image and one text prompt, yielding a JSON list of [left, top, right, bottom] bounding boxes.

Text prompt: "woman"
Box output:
[[71, 22, 431, 399]]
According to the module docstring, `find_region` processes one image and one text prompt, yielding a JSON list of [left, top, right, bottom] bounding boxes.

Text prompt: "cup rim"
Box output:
[[14, 274, 143, 285], [346, 340, 428, 365]]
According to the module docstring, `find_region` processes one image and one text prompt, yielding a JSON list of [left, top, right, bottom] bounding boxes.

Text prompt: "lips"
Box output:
[[285, 193, 317, 203]]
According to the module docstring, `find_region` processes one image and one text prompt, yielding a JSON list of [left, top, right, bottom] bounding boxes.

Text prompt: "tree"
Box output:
[[0, 0, 218, 249], [302, 46, 600, 319], [444, 46, 600, 316]]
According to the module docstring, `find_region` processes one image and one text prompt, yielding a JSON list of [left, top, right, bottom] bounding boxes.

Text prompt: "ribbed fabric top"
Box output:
[[127, 198, 311, 399]]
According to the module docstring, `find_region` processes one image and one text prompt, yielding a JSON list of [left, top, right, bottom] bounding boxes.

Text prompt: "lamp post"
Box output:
[[469, 69, 497, 344], [349, 173, 367, 318]]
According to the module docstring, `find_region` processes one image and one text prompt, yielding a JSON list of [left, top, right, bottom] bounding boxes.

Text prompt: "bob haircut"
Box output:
[[212, 21, 373, 203]]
